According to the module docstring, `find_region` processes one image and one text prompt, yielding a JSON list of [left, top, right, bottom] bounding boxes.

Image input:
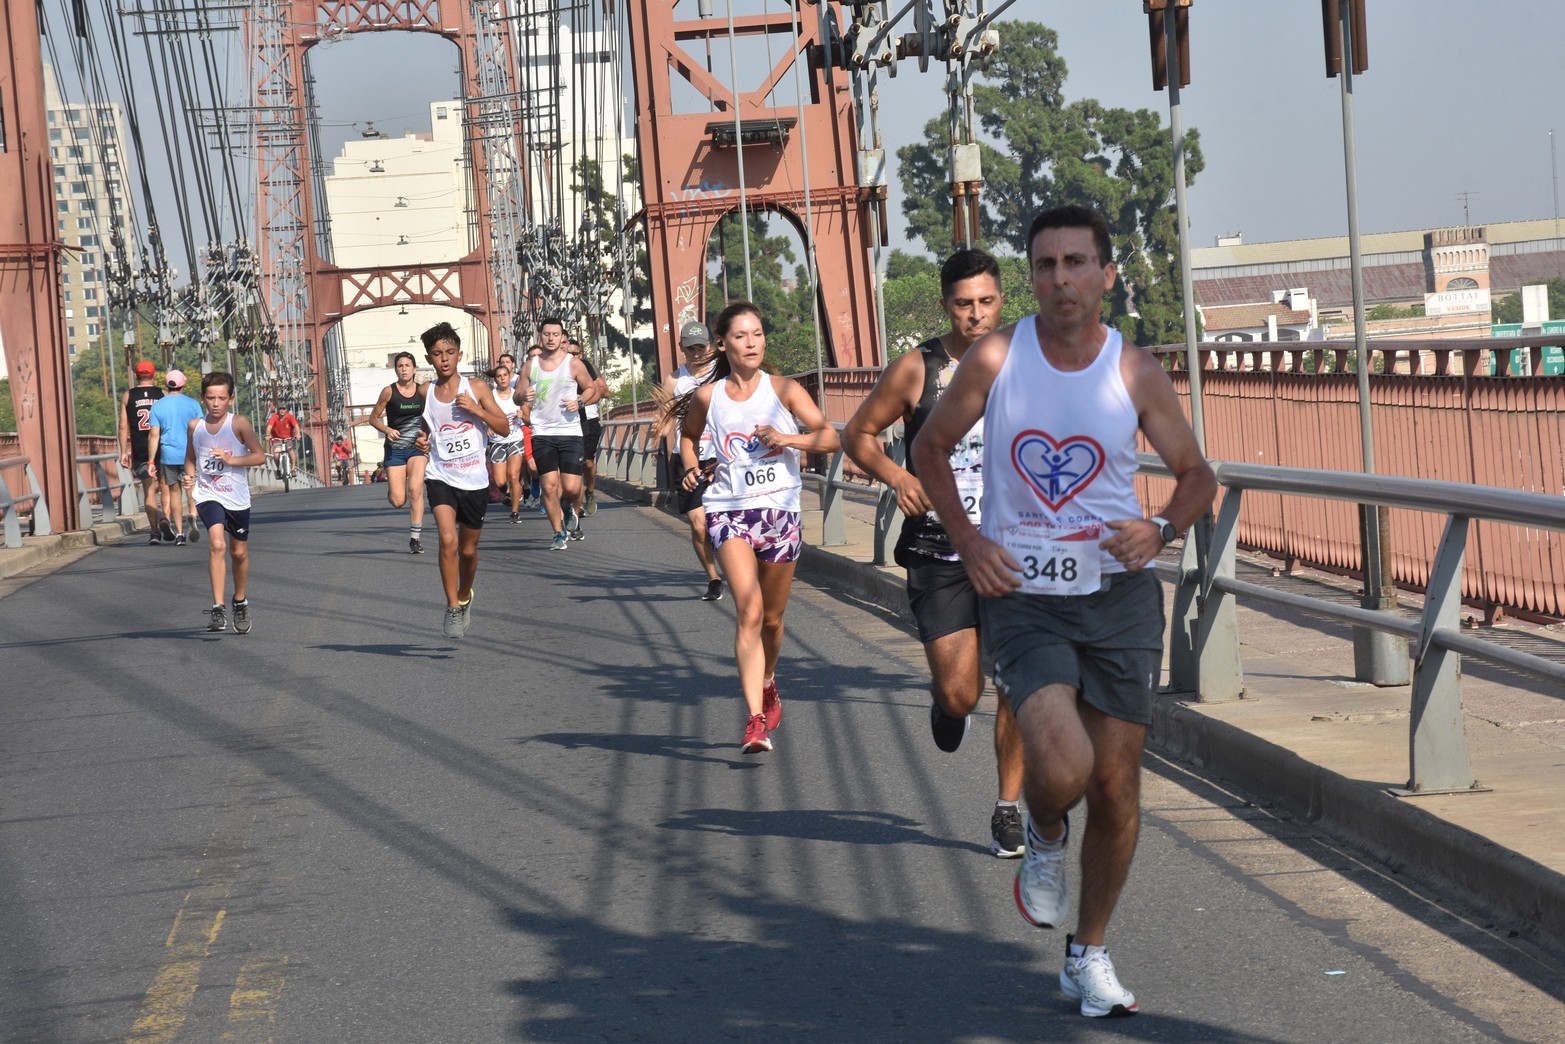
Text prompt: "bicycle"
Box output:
[[270, 437, 294, 492]]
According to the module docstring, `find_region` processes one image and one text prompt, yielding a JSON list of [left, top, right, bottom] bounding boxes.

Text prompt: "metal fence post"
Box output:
[[1398, 514, 1480, 794], [27, 464, 51, 536], [820, 448, 846, 546], [1196, 488, 1245, 702], [1166, 511, 1208, 694]]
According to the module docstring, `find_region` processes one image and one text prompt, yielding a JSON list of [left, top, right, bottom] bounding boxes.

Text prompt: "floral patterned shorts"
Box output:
[[706, 508, 802, 564]]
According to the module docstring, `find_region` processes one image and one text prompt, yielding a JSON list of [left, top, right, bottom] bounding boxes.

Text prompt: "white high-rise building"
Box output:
[[42, 65, 135, 363]]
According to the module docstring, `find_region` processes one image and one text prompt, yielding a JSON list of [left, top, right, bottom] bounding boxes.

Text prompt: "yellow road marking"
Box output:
[[126, 880, 230, 1043], [222, 955, 289, 1043]]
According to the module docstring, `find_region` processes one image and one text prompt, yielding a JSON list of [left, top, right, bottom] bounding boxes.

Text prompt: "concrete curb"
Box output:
[[1152, 698, 1565, 955], [0, 516, 143, 583], [603, 477, 1565, 958]]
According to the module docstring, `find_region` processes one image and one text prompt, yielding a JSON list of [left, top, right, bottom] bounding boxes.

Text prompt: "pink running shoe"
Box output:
[[762, 678, 782, 732], [741, 713, 772, 754]]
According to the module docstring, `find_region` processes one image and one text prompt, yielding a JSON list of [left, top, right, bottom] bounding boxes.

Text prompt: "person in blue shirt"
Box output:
[[146, 369, 206, 545]]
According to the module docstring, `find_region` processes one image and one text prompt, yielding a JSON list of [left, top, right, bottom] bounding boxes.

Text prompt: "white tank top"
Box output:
[[422, 376, 490, 490], [981, 321, 1143, 591], [674, 363, 717, 459], [491, 384, 523, 444], [191, 413, 252, 511], [528, 354, 580, 435], [702, 375, 802, 513]]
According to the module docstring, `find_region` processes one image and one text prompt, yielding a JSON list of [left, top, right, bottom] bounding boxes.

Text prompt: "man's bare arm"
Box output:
[[842, 351, 930, 516]]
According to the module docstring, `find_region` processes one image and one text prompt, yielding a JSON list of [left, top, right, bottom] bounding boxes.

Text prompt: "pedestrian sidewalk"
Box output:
[[607, 475, 1565, 960]]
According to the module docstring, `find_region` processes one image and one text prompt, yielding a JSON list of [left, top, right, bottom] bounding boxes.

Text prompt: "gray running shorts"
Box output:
[[979, 569, 1164, 724]]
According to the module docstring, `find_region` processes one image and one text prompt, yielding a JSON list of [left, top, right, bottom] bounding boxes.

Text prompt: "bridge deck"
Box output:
[[1, 486, 1562, 1040]]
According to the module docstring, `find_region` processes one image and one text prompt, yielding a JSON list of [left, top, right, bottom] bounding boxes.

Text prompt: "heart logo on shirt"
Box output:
[[1011, 431, 1104, 511], [723, 431, 779, 461]]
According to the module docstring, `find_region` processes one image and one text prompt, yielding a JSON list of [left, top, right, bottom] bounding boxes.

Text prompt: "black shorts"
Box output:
[[133, 459, 157, 482], [196, 501, 252, 541], [425, 479, 488, 529], [532, 434, 585, 477], [906, 555, 980, 643], [581, 417, 602, 460], [675, 458, 717, 515]]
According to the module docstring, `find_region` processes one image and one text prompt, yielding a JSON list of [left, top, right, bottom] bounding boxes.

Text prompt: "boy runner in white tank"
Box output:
[[181, 371, 267, 634], [913, 206, 1215, 1019], [678, 301, 840, 754], [412, 322, 510, 639]]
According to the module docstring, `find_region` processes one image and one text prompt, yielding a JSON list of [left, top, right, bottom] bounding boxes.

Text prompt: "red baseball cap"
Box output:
[[134, 360, 156, 378]]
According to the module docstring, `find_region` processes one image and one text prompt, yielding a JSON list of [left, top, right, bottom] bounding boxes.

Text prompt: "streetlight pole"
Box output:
[[1327, 0, 1407, 686]]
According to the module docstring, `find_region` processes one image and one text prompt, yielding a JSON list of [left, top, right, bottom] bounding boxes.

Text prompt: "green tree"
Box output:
[[572, 155, 654, 364], [0, 379, 14, 433], [704, 211, 823, 377], [1491, 279, 1565, 324], [896, 20, 1202, 345]]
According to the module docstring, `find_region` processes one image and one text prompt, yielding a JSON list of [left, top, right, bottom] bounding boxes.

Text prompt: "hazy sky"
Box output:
[[300, 1, 1565, 256]]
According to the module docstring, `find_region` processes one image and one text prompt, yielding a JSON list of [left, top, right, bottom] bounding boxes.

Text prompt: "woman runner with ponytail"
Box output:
[[677, 302, 839, 753]]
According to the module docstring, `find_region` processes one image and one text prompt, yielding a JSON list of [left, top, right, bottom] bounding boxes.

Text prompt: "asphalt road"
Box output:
[[2, 486, 1561, 1043]]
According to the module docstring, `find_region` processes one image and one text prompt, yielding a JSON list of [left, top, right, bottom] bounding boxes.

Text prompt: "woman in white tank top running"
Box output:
[[677, 301, 840, 754]]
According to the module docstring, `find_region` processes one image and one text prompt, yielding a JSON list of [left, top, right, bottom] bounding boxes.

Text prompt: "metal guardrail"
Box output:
[[0, 455, 51, 548], [76, 452, 134, 526], [1142, 453, 1565, 797]]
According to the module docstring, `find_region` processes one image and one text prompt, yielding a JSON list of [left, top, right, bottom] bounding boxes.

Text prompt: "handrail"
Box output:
[[76, 452, 133, 526], [0, 455, 51, 548]]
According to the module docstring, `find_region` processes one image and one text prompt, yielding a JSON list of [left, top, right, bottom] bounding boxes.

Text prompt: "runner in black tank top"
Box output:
[[119, 363, 167, 542], [841, 248, 1027, 858], [369, 351, 431, 553]]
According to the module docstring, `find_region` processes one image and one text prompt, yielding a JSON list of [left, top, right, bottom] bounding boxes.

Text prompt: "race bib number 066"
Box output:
[[1003, 526, 1101, 596], [735, 458, 787, 495]]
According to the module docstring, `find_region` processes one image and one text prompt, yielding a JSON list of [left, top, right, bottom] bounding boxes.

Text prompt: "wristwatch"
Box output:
[[1150, 515, 1177, 545]]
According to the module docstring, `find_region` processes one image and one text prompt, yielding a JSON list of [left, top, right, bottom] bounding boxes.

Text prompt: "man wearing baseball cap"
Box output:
[[662, 319, 724, 600], [119, 361, 169, 542], [146, 368, 205, 545]]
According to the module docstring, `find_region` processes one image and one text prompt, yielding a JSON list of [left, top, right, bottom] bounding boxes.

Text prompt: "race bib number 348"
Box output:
[[1003, 526, 1101, 596]]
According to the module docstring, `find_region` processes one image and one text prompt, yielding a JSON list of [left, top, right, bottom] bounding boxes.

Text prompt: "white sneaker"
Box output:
[[1060, 935, 1138, 1017], [1014, 814, 1069, 928]]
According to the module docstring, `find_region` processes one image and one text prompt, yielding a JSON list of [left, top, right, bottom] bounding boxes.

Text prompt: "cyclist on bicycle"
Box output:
[[265, 405, 301, 477]]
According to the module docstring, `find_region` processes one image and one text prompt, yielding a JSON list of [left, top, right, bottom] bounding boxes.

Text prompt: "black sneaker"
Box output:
[[930, 701, 969, 753], [206, 604, 227, 632], [410, 537, 424, 554], [149, 532, 162, 545], [186, 517, 201, 543], [159, 518, 177, 543], [702, 578, 724, 601], [569, 521, 584, 541], [509, 511, 520, 524], [232, 599, 251, 635], [990, 805, 1025, 858], [174, 532, 188, 547]]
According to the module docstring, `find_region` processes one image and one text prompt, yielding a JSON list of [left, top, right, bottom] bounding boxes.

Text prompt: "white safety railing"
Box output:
[[0, 455, 51, 548]]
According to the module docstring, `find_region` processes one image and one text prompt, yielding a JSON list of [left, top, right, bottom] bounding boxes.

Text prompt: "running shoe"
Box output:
[[740, 713, 772, 754], [149, 532, 162, 545], [458, 590, 474, 629], [442, 605, 466, 639], [1015, 813, 1070, 929], [510, 511, 520, 524], [206, 604, 227, 633], [564, 508, 579, 534], [174, 532, 187, 546], [762, 678, 782, 732], [990, 805, 1025, 858], [930, 701, 970, 753], [549, 531, 568, 551], [185, 517, 201, 543], [232, 599, 251, 635], [584, 492, 598, 516], [569, 520, 584, 541], [1060, 935, 1138, 1018], [159, 518, 177, 543], [410, 537, 424, 554], [702, 578, 724, 602]]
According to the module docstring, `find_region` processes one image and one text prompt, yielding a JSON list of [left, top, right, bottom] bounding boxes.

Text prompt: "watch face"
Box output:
[[1160, 521, 1177, 543]]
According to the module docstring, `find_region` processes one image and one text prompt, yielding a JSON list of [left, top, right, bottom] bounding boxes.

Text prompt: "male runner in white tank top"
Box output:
[[515, 317, 600, 551], [181, 371, 267, 634], [913, 205, 1215, 1019]]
